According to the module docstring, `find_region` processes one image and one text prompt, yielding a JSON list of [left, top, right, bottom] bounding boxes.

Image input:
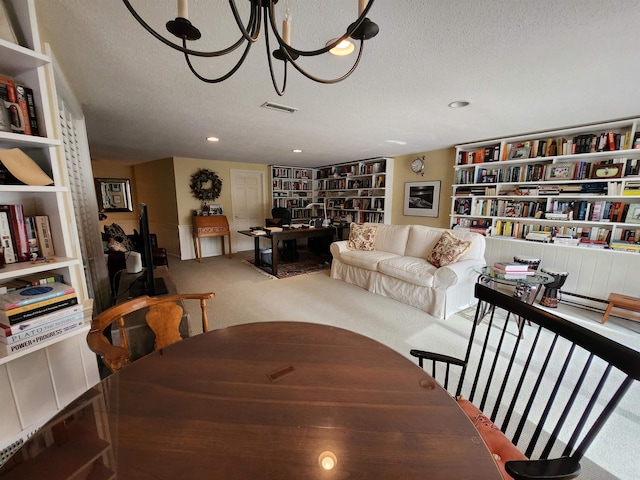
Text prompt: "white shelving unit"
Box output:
[[0, 0, 99, 455], [452, 118, 640, 250], [314, 157, 392, 224], [270, 165, 314, 221], [452, 118, 640, 308]]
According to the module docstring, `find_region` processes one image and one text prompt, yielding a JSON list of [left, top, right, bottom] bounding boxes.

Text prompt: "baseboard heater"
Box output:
[[558, 290, 608, 313]]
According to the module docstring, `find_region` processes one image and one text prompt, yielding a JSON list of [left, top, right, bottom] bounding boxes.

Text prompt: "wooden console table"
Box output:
[[192, 215, 232, 262]]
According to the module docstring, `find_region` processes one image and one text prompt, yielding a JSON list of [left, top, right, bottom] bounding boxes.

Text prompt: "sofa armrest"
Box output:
[[433, 259, 484, 288], [330, 240, 349, 256]]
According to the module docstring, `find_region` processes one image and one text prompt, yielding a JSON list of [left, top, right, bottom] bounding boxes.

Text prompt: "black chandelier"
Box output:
[[122, 0, 379, 96]]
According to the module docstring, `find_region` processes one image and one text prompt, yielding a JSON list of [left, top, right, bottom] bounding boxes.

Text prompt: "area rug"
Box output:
[[244, 248, 332, 279]]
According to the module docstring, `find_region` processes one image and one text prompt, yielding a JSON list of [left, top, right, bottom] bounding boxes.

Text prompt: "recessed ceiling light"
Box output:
[[293, 149, 303, 153], [327, 38, 355, 56], [448, 101, 470, 108], [386, 140, 407, 145], [206, 136, 219, 142]]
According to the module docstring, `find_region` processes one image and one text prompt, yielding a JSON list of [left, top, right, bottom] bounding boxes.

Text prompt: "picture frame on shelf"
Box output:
[[508, 145, 531, 160], [591, 162, 623, 179], [545, 163, 573, 180], [403, 181, 440, 217], [209, 204, 223, 215], [624, 203, 640, 224]]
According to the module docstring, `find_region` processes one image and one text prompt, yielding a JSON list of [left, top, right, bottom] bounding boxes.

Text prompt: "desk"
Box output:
[[0, 322, 502, 479], [239, 227, 335, 276], [192, 215, 232, 262]]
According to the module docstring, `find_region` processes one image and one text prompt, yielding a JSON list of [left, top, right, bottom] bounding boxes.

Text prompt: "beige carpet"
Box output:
[[169, 250, 639, 480]]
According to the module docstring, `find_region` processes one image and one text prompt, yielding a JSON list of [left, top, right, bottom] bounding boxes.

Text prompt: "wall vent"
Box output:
[[260, 102, 298, 114]]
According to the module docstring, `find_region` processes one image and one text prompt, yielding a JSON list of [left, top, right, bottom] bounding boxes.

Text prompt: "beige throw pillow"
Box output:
[[347, 223, 378, 251], [426, 231, 471, 267]]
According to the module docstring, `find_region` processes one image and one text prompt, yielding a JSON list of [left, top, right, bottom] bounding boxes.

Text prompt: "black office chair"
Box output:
[[270, 207, 298, 261], [410, 283, 640, 480]]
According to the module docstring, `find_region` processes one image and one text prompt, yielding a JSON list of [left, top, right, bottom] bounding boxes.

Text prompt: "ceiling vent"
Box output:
[[261, 102, 298, 114]]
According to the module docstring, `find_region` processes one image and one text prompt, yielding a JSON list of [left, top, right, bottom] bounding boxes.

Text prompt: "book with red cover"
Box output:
[[0, 204, 29, 262], [14, 84, 31, 135]]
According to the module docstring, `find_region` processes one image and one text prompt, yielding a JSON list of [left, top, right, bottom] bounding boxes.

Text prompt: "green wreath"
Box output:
[[190, 168, 222, 202]]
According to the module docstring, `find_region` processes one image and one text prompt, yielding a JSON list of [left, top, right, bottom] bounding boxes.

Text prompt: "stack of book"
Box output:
[[0, 279, 82, 356], [492, 262, 536, 279]]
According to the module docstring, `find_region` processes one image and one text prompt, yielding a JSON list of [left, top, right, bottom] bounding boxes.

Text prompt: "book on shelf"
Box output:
[[0, 303, 83, 337], [610, 241, 640, 252], [0, 273, 64, 295], [0, 282, 75, 311], [17, 272, 65, 286], [0, 211, 17, 264], [0, 295, 79, 325], [13, 83, 31, 135], [0, 279, 31, 295], [24, 216, 40, 259], [0, 204, 29, 262], [493, 262, 530, 272], [0, 318, 85, 356], [0, 310, 84, 345], [503, 271, 536, 279], [34, 215, 54, 256], [0, 74, 23, 135], [20, 84, 40, 136]]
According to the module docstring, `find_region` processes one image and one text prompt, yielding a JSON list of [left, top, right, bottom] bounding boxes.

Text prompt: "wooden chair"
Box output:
[[87, 293, 214, 372], [410, 283, 640, 480]]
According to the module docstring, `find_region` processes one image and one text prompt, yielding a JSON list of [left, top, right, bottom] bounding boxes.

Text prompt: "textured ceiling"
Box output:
[[34, 0, 640, 167]]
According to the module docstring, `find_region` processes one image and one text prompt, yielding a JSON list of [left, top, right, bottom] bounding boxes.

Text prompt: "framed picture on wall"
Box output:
[[404, 181, 441, 217]]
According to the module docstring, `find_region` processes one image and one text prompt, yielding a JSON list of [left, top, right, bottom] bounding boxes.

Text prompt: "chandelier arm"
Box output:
[[228, 0, 261, 43], [122, 0, 252, 57], [182, 38, 254, 83], [284, 40, 365, 85], [263, 14, 286, 96], [267, 0, 375, 57]]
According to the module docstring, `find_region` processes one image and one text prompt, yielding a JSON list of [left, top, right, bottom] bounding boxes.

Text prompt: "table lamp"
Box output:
[[305, 201, 330, 227]]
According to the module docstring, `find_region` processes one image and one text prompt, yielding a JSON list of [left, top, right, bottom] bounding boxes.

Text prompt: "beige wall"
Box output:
[[173, 157, 270, 226], [92, 162, 138, 233], [133, 158, 179, 254], [389, 147, 455, 228]]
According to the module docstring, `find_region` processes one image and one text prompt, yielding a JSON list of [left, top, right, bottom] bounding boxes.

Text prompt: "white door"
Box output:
[[230, 169, 266, 252]]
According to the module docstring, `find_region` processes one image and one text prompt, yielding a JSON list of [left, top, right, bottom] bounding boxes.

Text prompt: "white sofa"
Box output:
[[330, 224, 486, 319]]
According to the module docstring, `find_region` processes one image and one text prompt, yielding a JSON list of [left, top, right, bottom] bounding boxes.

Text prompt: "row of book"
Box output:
[[0, 74, 40, 136], [0, 277, 82, 356], [0, 204, 54, 264], [457, 197, 640, 225]]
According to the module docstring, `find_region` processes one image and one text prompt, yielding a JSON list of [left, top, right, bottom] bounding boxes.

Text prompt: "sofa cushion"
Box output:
[[457, 398, 527, 480], [426, 231, 471, 267], [336, 249, 400, 271], [405, 225, 446, 258], [378, 256, 436, 287], [347, 223, 378, 251], [370, 223, 411, 255]]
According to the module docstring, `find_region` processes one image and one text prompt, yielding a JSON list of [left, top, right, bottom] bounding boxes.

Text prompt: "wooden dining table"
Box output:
[[0, 322, 502, 479]]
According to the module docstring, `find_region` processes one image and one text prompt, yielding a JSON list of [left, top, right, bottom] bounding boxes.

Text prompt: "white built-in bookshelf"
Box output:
[[0, 0, 98, 457]]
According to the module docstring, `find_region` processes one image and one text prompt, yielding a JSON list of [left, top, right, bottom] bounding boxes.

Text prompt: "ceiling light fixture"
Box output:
[[448, 100, 470, 108], [292, 149, 302, 153], [206, 136, 219, 142], [122, 0, 379, 96]]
